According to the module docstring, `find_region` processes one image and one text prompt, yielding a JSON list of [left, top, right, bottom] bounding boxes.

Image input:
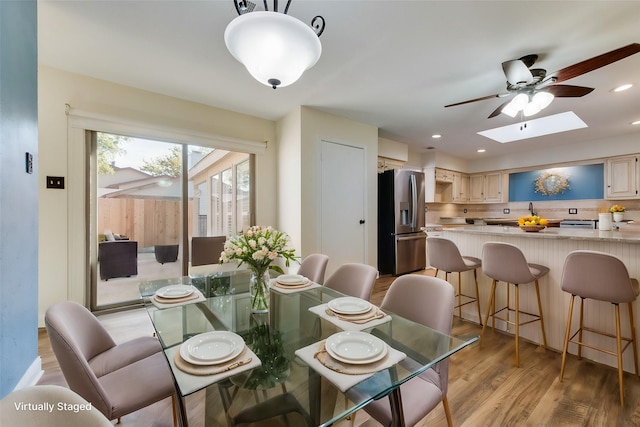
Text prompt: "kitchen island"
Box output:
[[438, 225, 640, 371]]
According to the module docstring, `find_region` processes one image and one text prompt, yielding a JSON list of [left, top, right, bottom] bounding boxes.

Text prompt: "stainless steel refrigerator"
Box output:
[[378, 169, 426, 275]]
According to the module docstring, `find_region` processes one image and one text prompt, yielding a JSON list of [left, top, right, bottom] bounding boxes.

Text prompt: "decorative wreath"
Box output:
[[534, 172, 570, 196]]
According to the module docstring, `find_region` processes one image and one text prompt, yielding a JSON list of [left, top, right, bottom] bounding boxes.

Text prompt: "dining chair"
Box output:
[[191, 235, 226, 266], [427, 236, 483, 325], [0, 385, 113, 426], [323, 263, 378, 301], [481, 241, 548, 367], [44, 301, 177, 425], [296, 253, 329, 284], [347, 274, 456, 426], [559, 250, 639, 405]]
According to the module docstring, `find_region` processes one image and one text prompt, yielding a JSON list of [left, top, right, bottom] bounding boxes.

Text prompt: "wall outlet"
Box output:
[[463, 208, 468, 214], [503, 208, 510, 214], [46, 176, 65, 189], [569, 208, 578, 214]]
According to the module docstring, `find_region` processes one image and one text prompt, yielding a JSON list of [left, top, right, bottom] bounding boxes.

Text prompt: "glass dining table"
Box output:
[[138, 269, 478, 427]]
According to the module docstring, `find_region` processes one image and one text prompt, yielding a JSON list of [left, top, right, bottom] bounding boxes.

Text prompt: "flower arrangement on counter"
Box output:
[[610, 204, 625, 213], [518, 215, 548, 232], [220, 226, 298, 312]]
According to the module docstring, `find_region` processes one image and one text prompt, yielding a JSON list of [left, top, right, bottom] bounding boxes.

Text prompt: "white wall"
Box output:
[[299, 107, 379, 276], [38, 66, 278, 325]]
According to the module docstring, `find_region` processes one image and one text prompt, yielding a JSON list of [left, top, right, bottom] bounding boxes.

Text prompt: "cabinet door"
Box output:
[[435, 168, 454, 183], [606, 156, 638, 199], [452, 173, 469, 202], [469, 175, 485, 202], [484, 172, 503, 202]]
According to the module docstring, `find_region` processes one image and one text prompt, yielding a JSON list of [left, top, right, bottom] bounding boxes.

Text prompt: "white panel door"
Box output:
[[320, 140, 366, 267]]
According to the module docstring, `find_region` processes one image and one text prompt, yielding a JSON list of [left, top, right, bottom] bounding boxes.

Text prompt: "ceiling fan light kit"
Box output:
[[224, 0, 325, 89], [446, 43, 640, 119]]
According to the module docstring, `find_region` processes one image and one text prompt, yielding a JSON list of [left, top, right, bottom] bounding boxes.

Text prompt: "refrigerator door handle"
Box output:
[[396, 234, 426, 241], [409, 174, 417, 228]]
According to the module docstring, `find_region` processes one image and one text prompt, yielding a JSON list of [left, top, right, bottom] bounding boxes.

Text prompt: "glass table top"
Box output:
[[139, 271, 478, 426]]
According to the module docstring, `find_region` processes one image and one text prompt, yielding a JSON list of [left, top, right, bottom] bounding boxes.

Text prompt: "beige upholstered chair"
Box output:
[[0, 385, 113, 426], [45, 301, 177, 425], [324, 263, 378, 301], [559, 250, 639, 405], [297, 253, 329, 284], [481, 242, 548, 367], [191, 235, 226, 266], [347, 274, 456, 426], [428, 236, 482, 325]]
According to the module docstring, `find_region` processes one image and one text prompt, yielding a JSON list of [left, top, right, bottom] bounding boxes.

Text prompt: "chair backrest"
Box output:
[[561, 250, 637, 303], [0, 385, 112, 426], [380, 274, 455, 393], [191, 236, 226, 267], [44, 301, 115, 415], [324, 263, 378, 301], [297, 253, 329, 285], [482, 241, 536, 284], [427, 237, 467, 272]]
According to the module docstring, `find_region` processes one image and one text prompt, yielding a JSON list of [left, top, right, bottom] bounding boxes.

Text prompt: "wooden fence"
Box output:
[[98, 198, 193, 248]]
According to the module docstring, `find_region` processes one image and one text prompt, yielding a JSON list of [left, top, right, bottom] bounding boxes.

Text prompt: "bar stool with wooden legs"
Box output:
[[481, 242, 549, 367], [559, 250, 639, 405], [428, 236, 483, 325]]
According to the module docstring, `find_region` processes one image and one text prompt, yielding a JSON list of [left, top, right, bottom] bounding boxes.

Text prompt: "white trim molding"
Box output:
[[13, 357, 43, 391], [65, 106, 267, 155]]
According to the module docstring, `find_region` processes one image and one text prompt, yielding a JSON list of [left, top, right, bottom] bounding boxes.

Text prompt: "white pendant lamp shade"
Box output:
[[510, 93, 529, 111], [224, 11, 322, 89], [531, 91, 554, 110]]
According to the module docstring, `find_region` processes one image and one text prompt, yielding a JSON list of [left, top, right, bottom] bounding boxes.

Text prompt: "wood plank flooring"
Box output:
[[37, 269, 640, 426]]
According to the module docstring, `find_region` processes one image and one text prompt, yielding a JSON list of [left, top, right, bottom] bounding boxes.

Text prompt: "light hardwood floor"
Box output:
[[38, 269, 640, 426]]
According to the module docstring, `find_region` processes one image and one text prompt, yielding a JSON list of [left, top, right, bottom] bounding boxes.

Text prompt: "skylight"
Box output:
[[477, 111, 588, 143]]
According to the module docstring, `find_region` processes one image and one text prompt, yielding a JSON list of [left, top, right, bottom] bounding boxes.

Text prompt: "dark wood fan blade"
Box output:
[[445, 93, 507, 108], [551, 43, 640, 83], [546, 84, 595, 97], [488, 100, 512, 118]]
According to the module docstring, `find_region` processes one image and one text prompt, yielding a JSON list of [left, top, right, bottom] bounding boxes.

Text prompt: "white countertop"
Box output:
[[442, 224, 640, 243]]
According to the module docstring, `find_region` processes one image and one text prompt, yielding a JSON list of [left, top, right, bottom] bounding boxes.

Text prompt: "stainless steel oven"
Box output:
[[559, 219, 598, 229]]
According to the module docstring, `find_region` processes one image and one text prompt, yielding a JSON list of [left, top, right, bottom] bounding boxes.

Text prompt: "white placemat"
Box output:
[[165, 345, 262, 396], [309, 303, 392, 331], [269, 279, 322, 294], [295, 340, 406, 392], [150, 288, 206, 309]]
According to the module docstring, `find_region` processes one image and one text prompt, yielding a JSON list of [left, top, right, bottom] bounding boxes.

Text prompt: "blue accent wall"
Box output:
[[0, 0, 39, 397], [509, 164, 604, 202]]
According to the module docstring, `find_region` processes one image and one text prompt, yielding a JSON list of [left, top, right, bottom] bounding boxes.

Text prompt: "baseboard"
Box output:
[[13, 357, 43, 391]]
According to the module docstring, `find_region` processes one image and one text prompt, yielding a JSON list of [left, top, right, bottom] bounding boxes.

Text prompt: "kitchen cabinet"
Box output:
[[469, 172, 503, 203], [435, 168, 455, 183], [606, 155, 639, 199], [452, 172, 469, 202]]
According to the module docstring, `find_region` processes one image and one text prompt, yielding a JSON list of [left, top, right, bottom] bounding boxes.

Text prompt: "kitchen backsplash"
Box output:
[[425, 199, 640, 225]]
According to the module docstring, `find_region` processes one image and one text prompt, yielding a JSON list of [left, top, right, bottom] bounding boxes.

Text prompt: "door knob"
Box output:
[[359, 219, 365, 224]]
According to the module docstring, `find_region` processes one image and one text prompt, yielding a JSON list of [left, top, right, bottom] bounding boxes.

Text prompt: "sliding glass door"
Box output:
[[91, 132, 252, 310]]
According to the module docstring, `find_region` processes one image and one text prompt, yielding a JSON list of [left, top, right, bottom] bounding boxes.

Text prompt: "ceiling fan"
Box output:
[[445, 43, 640, 118]]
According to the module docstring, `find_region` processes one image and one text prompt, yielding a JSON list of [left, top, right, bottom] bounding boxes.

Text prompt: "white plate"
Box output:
[[155, 285, 194, 299], [277, 274, 308, 285], [327, 297, 372, 315], [325, 331, 388, 364], [180, 332, 245, 365]]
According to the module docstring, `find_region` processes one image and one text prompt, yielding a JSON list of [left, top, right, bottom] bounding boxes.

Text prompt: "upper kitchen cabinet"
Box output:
[[469, 172, 503, 203], [606, 155, 639, 199], [452, 172, 469, 203]]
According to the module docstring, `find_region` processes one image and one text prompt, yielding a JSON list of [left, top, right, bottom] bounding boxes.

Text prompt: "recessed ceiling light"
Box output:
[[613, 83, 633, 92], [431, 134, 442, 139], [477, 149, 486, 153], [477, 111, 587, 143], [632, 120, 640, 126]]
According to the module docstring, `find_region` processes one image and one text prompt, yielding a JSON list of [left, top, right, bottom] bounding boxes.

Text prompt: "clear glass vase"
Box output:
[[249, 267, 270, 313]]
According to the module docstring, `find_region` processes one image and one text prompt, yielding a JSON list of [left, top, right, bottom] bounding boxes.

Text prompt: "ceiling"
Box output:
[[38, 1, 640, 161]]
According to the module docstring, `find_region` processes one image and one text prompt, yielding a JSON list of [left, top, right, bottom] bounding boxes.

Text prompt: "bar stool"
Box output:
[[559, 250, 639, 405], [481, 242, 548, 367], [427, 236, 482, 325]]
